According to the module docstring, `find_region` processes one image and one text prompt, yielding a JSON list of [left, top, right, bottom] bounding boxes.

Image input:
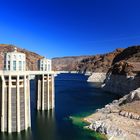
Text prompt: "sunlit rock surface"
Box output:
[[84, 88, 140, 140]]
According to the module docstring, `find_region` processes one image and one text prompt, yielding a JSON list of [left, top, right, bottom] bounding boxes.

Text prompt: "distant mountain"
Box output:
[[52, 48, 124, 72], [53, 46, 140, 75], [1, 44, 140, 75], [52, 56, 91, 71], [77, 48, 124, 73]]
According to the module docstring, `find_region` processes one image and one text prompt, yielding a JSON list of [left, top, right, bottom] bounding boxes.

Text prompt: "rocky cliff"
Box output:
[[0, 44, 43, 70], [112, 46, 140, 64], [102, 74, 140, 96], [53, 46, 140, 74], [52, 56, 91, 71], [85, 46, 140, 140], [85, 88, 140, 140], [52, 49, 124, 72], [87, 46, 140, 91], [77, 48, 124, 73], [87, 73, 107, 88], [109, 46, 140, 76], [102, 46, 140, 95]]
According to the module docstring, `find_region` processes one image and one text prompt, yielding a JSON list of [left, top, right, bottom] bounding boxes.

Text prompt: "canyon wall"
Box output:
[[52, 48, 124, 72], [102, 46, 140, 95], [52, 56, 89, 71], [85, 46, 140, 140], [87, 73, 106, 83], [102, 74, 140, 96], [87, 46, 140, 96]]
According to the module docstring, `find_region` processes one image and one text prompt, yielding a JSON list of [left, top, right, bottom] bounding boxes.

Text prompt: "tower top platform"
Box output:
[[0, 70, 55, 76]]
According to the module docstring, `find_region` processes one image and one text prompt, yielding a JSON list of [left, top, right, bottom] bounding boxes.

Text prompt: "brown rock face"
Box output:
[[110, 46, 140, 75], [1, 44, 140, 75], [113, 46, 140, 64], [110, 61, 134, 75], [52, 48, 124, 72], [52, 46, 140, 74], [0, 44, 43, 70], [52, 56, 90, 71], [77, 48, 124, 73]]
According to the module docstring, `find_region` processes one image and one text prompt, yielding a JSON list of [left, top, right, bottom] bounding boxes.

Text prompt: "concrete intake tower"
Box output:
[[0, 48, 55, 133]]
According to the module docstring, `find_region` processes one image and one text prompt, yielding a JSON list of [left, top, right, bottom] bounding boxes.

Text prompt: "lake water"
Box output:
[[0, 74, 119, 140]]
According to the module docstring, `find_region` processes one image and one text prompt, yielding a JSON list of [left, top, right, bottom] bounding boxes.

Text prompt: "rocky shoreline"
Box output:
[[84, 88, 140, 140], [52, 45, 140, 140], [87, 73, 107, 83], [87, 71, 140, 96], [102, 74, 140, 96]]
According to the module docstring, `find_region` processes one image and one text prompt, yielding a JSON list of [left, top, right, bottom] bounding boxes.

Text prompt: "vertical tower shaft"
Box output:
[[36, 74, 55, 110], [0, 74, 31, 132]]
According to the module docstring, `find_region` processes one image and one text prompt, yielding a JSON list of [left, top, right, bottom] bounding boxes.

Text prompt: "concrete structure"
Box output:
[[38, 58, 52, 71], [4, 47, 26, 71], [36, 58, 54, 110], [0, 48, 30, 133], [0, 48, 55, 133]]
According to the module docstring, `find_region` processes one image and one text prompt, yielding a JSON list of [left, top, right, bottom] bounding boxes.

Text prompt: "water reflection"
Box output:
[[0, 109, 55, 140], [32, 109, 56, 140], [0, 128, 32, 140]]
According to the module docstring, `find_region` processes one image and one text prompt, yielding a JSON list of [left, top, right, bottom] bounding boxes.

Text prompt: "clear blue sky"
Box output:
[[1, 0, 140, 58]]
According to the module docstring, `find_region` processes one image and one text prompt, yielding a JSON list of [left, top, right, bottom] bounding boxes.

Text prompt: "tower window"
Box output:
[[48, 64, 50, 71], [8, 55, 10, 59], [19, 61, 22, 70], [13, 61, 16, 70], [8, 61, 10, 70], [23, 61, 25, 70]]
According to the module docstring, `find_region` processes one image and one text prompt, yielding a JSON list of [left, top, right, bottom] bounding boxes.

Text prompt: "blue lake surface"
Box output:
[[0, 74, 119, 140]]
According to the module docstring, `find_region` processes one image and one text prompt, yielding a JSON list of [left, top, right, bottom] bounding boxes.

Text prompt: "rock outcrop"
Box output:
[[52, 49, 124, 72], [77, 48, 123, 73], [87, 46, 140, 94], [109, 46, 140, 76], [53, 46, 140, 76], [87, 73, 107, 83], [110, 61, 134, 76], [102, 74, 140, 96], [112, 46, 140, 64], [85, 46, 140, 139], [52, 56, 89, 71], [84, 88, 140, 140]]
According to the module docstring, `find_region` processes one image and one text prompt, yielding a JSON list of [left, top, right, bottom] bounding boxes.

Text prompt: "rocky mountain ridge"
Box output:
[[53, 46, 140, 76], [52, 48, 124, 72], [1, 44, 140, 75], [52, 56, 90, 71]]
